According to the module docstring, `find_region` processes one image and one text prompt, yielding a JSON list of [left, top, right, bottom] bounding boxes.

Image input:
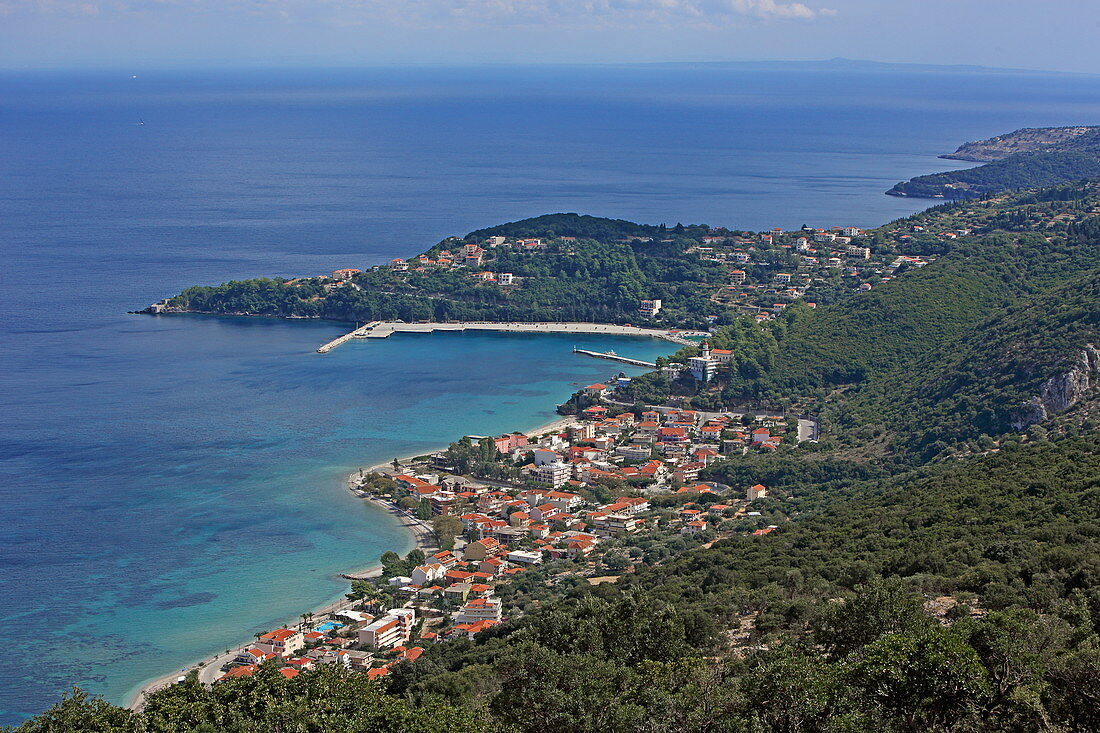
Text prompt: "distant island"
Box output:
[[887, 124, 1100, 199]]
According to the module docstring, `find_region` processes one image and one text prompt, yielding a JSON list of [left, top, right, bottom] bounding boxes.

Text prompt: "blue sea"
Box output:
[[3, 62, 1100, 724]]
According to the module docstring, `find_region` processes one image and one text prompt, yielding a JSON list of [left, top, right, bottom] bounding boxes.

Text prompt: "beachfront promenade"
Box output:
[[317, 321, 702, 353]]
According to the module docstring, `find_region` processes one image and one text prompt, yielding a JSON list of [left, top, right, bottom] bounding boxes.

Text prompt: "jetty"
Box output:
[[316, 321, 700, 353], [572, 348, 656, 368], [317, 321, 380, 353]]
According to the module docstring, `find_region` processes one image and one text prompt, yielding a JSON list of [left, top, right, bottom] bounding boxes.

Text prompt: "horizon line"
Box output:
[[0, 57, 1094, 77]]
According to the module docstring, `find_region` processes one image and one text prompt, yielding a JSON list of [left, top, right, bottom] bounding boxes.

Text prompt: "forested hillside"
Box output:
[[622, 184, 1100, 462], [888, 150, 1100, 200], [164, 228, 731, 329], [835, 271, 1099, 461]]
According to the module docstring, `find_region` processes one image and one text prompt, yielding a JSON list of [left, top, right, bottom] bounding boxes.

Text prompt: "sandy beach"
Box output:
[[125, 491, 437, 711], [126, 410, 582, 710]]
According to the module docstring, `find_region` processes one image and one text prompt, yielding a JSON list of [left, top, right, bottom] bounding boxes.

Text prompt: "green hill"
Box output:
[[888, 126, 1100, 199], [464, 212, 689, 242], [835, 271, 1099, 460], [159, 217, 729, 329]]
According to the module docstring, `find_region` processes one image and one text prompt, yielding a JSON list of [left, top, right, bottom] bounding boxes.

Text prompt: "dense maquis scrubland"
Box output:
[[22, 183, 1100, 731]]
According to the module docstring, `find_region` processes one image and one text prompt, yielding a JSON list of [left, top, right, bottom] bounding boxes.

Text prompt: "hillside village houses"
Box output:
[[307, 217, 929, 320], [208, 222, 911, 688], [209, 388, 800, 686]]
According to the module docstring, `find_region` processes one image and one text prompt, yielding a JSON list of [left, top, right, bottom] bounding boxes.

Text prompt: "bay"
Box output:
[[4, 62, 1100, 724]]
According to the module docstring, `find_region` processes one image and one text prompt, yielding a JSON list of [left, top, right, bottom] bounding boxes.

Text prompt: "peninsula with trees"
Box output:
[[888, 125, 1100, 199]]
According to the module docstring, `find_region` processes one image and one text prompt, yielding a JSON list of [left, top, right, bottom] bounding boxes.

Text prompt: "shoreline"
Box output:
[[362, 413, 583, 475], [124, 490, 436, 711], [124, 363, 619, 710], [124, 413, 583, 711]]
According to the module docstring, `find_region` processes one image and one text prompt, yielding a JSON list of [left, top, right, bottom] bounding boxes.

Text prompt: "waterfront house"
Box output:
[[585, 383, 608, 398], [494, 433, 529, 453], [218, 665, 258, 682], [257, 628, 304, 656]]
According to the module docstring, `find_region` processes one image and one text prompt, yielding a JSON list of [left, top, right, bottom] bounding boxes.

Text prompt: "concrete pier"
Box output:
[[316, 321, 700, 353], [316, 321, 380, 353], [572, 348, 657, 368]]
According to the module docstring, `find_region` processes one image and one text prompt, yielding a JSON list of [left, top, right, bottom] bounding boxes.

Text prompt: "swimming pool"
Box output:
[[313, 621, 344, 633]]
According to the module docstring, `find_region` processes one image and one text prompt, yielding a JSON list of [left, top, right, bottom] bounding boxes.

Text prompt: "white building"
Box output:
[[536, 462, 572, 488], [498, 272, 514, 285], [688, 342, 718, 382], [358, 608, 415, 649], [639, 299, 662, 317], [410, 563, 445, 587], [506, 550, 544, 565], [455, 597, 504, 625], [531, 448, 560, 466]]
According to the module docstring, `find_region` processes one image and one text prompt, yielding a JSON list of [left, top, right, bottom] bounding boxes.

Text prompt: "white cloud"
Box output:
[[4, 0, 837, 25]]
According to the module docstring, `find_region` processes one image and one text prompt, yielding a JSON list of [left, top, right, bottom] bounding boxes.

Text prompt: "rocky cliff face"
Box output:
[[1011, 343, 1100, 430]]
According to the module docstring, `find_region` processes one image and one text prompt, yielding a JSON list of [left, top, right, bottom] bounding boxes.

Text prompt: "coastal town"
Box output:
[[138, 376, 810, 698], [324, 220, 941, 325], [132, 213, 971, 702]]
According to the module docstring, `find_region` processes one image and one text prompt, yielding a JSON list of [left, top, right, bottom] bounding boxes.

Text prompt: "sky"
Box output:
[[0, 0, 1098, 72]]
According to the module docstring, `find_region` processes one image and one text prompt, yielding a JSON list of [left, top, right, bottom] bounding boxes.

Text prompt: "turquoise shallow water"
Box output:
[[6, 63, 1100, 724], [0, 312, 673, 720]]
